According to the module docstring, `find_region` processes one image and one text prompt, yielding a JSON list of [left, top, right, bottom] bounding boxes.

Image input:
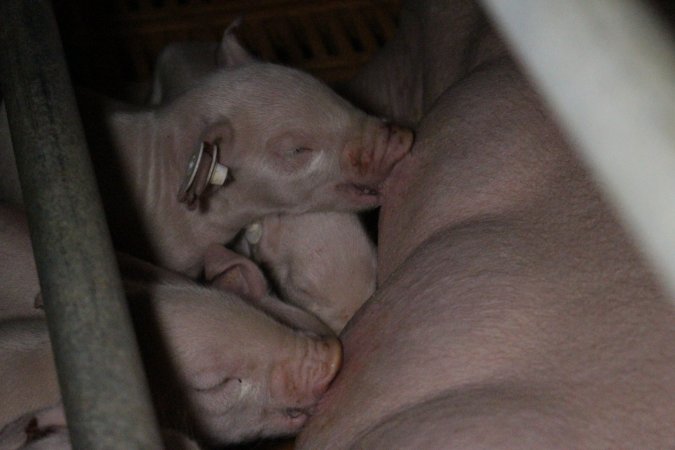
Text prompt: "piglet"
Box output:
[[1, 23, 413, 277], [0, 278, 341, 446], [121, 255, 344, 445], [151, 22, 379, 331], [0, 223, 341, 446], [65, 40, 413, 278]]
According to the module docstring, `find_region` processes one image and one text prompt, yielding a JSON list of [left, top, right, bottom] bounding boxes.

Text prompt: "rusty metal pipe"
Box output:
[[0, 0, 163, 447]]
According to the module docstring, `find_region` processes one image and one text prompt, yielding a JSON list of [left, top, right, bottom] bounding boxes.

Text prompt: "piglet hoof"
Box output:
[[0, 403, 69, 450]]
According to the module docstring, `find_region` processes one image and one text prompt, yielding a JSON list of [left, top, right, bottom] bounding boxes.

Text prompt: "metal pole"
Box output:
[[0, 0, 163, 448], [479, 0, 675, 299]]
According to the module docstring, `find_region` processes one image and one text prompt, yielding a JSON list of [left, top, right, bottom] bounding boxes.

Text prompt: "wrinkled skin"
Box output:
[[151, 24, 378, 333], [0, 206, 341, 447], [297, 1, 675, 448], [0, 50, 412, 277]]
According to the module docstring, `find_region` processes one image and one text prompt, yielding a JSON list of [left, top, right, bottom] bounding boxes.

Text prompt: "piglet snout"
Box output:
[[270, 337, 342, 411], [370, 121, 414, 176], [343, 120, 414, 189], [338, 120, 413, 208]]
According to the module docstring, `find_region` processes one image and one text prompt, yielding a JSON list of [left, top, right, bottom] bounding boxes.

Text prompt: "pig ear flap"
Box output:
[[204, 244, 269, 301], [202, 119, 234, 149], [201, 119, 235, 166], [177, 120, 233, 204], [216, 17, 256, 68]]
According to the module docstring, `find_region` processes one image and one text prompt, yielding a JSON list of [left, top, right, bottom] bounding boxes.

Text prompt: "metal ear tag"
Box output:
[[205, 145, 229, 186], [178, 142, 230, 207], [178, 142, 205, 202]]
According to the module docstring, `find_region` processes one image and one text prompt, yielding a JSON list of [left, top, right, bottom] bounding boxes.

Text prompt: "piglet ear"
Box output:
[[178, 121, 233, 208], [204, 244, 269, 301], [200, 119, 235, 168], [216, 17, 256, 68], [201, 119, 234, 149]]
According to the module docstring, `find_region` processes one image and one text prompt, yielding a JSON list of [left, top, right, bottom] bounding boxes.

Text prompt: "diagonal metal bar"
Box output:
[[0, 0, 163, 448]]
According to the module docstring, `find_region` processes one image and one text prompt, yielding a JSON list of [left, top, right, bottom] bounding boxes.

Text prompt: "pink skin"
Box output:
[[234, 212, 377, 333], [0, 209, 341, 446], [148, 23, 379, 330], [0, 24, 380, 447], [74, 62, 412, 278], [296, 1, 675, 449], [1, 39, 413, 278], [128, 277, 341, 445]]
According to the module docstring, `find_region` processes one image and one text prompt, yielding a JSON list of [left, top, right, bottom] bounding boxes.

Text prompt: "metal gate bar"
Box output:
[[0, 0, 163, 448], [480, 0, 675, 299]]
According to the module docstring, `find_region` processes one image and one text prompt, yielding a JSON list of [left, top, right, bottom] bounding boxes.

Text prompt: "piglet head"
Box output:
[[127, 261, 341, 445], [248, 212, 377, 333], [153, 287, 342, 445], [181, 64, 413, 215]]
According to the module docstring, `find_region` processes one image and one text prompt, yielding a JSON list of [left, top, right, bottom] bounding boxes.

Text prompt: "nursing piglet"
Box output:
[[0, 278, 341, 447], [0, 208, 341, 446], [127, 270, 342, 445], [151, 23, 378, 331], [0, 42, 412, 279]]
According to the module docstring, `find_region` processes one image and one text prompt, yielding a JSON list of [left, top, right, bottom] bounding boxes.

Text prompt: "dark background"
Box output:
[[51, 0, 402, 99]]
